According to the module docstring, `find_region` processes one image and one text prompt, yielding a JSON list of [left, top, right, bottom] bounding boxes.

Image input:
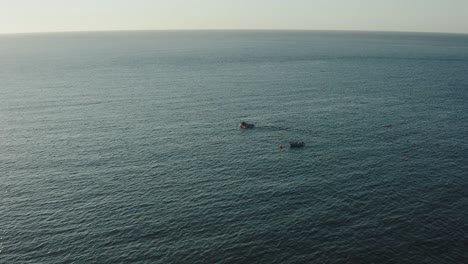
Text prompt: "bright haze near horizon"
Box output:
[[0, 0, 467, 34]]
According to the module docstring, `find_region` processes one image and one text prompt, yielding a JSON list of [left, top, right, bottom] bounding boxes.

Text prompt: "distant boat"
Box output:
[[240, 121, 255, 129], [290, 141, 305, 148]]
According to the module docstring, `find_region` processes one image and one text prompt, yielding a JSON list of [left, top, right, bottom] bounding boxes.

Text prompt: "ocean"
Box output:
[[1, 30, 467, 263]]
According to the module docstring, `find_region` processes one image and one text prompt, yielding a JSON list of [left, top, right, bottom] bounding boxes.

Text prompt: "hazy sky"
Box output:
[[1, 0, 467, 34]]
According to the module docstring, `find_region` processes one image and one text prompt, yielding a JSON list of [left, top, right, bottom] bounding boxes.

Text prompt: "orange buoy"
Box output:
[[279, 144, 283, 149]]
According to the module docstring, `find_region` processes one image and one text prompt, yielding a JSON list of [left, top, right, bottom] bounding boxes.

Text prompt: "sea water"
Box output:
[[1, 31, 468, 263]]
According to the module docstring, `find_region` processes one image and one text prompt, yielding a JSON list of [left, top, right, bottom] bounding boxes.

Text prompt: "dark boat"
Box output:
[[290, 141, 305, 148], [240, 121, 255, 129]]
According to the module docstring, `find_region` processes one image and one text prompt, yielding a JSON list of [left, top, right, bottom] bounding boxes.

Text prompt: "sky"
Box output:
[[1, 0, 467, 34]]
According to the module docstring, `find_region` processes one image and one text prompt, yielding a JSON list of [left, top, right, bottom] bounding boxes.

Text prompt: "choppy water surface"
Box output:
[[1, 31, 468, 263]]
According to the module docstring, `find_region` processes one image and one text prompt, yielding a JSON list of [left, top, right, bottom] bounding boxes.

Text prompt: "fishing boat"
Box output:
[[240, 121, 255, 129], [290, 141, 305, 148]]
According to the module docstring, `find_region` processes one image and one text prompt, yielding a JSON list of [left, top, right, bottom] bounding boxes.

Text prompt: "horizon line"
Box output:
[[1, 28, 468, 36]]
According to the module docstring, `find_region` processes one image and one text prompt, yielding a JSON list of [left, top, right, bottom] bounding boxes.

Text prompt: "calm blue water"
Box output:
[[1, 31, 468, 263]]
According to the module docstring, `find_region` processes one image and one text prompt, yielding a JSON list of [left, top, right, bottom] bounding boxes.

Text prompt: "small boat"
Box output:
[[240, 121, 255, 129], [290, 141, 305, 148]]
